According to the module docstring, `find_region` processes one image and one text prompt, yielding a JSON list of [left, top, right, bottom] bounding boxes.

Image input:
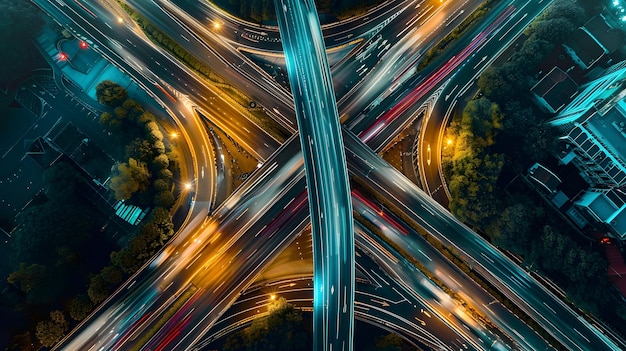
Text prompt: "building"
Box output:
[[549, 60, 626, 188], [563, 28, 608, 70], [531, 67, 578, 113], [527, 162, 562, 194], [574, 187, 626, 239], [583, 14, 624, 54], [563, 14, 620, 71]]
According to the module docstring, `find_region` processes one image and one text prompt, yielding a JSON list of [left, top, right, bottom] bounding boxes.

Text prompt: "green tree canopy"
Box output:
[[42, 161, 81, 202], [541, 0, 585, 26], [530, 18, 575, 44], [110, 247, 141, 275], [35, 310, 68, 347], [477, 63, 530, 104], [114, 106, 128, 119], [460, 97, 502, 149], [100, 111, 122, 131], [69, 294, 93, 321], [122, 99, 144, 122], [150, 207, 174, 242], [224, 298, 307, 351], [145, 121, 164, 143], [95, 80, 128, 106], [0, 1, 43, 85], [12, 199, 90, 266], [87, 273, 111, 305], [109, 158, 152, 200], [158, 168, 174, 181], [370, 333, 404, 351], [487, 200, 542, 253], [154, 190, 175, 209], [7, 262, 47, 294], [448, 153, 504, 226], [153, 154, 170, 170], [153, 178, 170, 192], [126, 137, 155, 163]]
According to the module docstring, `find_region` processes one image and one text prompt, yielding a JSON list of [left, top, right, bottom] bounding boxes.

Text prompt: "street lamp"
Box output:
[[170, 132, 178, 139], [213, 21, 221, 30]]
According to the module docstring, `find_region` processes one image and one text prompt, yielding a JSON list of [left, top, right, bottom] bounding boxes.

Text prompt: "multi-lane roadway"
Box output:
[[274, 0, 355, 349], [38, 0, 626, 350]]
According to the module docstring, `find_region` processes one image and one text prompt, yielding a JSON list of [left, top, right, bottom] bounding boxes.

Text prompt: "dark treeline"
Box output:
[[214, 0, 380, 23]]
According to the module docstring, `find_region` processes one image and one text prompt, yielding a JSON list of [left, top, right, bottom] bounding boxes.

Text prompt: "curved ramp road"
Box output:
[[274, 0, 355, 350]]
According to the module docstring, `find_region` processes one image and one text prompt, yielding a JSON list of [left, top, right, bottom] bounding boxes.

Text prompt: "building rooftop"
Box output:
[[531, 67, 578, 113], [586, 101, 626, 165], [584, 14, 623, 54], [576, 190, 618, 222], [576, 188, 626, 238], [609, 206, 626, 237], [528, 162, 562, 193], [564, 28, 607, 70]]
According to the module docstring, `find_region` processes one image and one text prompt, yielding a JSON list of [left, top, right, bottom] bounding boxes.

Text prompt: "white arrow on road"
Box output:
[[473, 55, 488, 70], [371, 299, 390, 307]]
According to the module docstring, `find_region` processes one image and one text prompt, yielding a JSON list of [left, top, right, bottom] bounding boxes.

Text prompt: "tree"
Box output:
[[152, 154, 170, 170], [488, 200, 542, 254], [122, 99, 143, 122], [139, 222, 164, 249], [541, 0, 585, 26], [109, 158, 152, 200], [158, 168, 174, 181], [95, 80, 128, 106], [145, 121, 163, 143], [35, 310, 68, 347], [87, 273, 111, 305], [224, 298, 307, 351], [151, 207, 174, 239], [264, 298, 307, 350], [12, 199, 90, 267], [110, 247, 142, 275], [153, 178, 170, 192], [100, 111, 121, 131], [69, 294, 93, 321], [154, 190, 175, 208], [530, 18, 575, 45], [114, 106, 128, 119], [459, 97, 502, 149], [126, 138, 155, 163], [223, 332, 246, 351], [7, 262, 47, 294], [0, 1, 43, 85], [152, 140, 166, 155], [371, 333, 403, 351], [99, 265, 123, 286], [478, 63, 530, 104], [448, 153, 504, 226], [137, 110, 156, 125], [515, 38, 554, 68], [42, 161, 81, 202]]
